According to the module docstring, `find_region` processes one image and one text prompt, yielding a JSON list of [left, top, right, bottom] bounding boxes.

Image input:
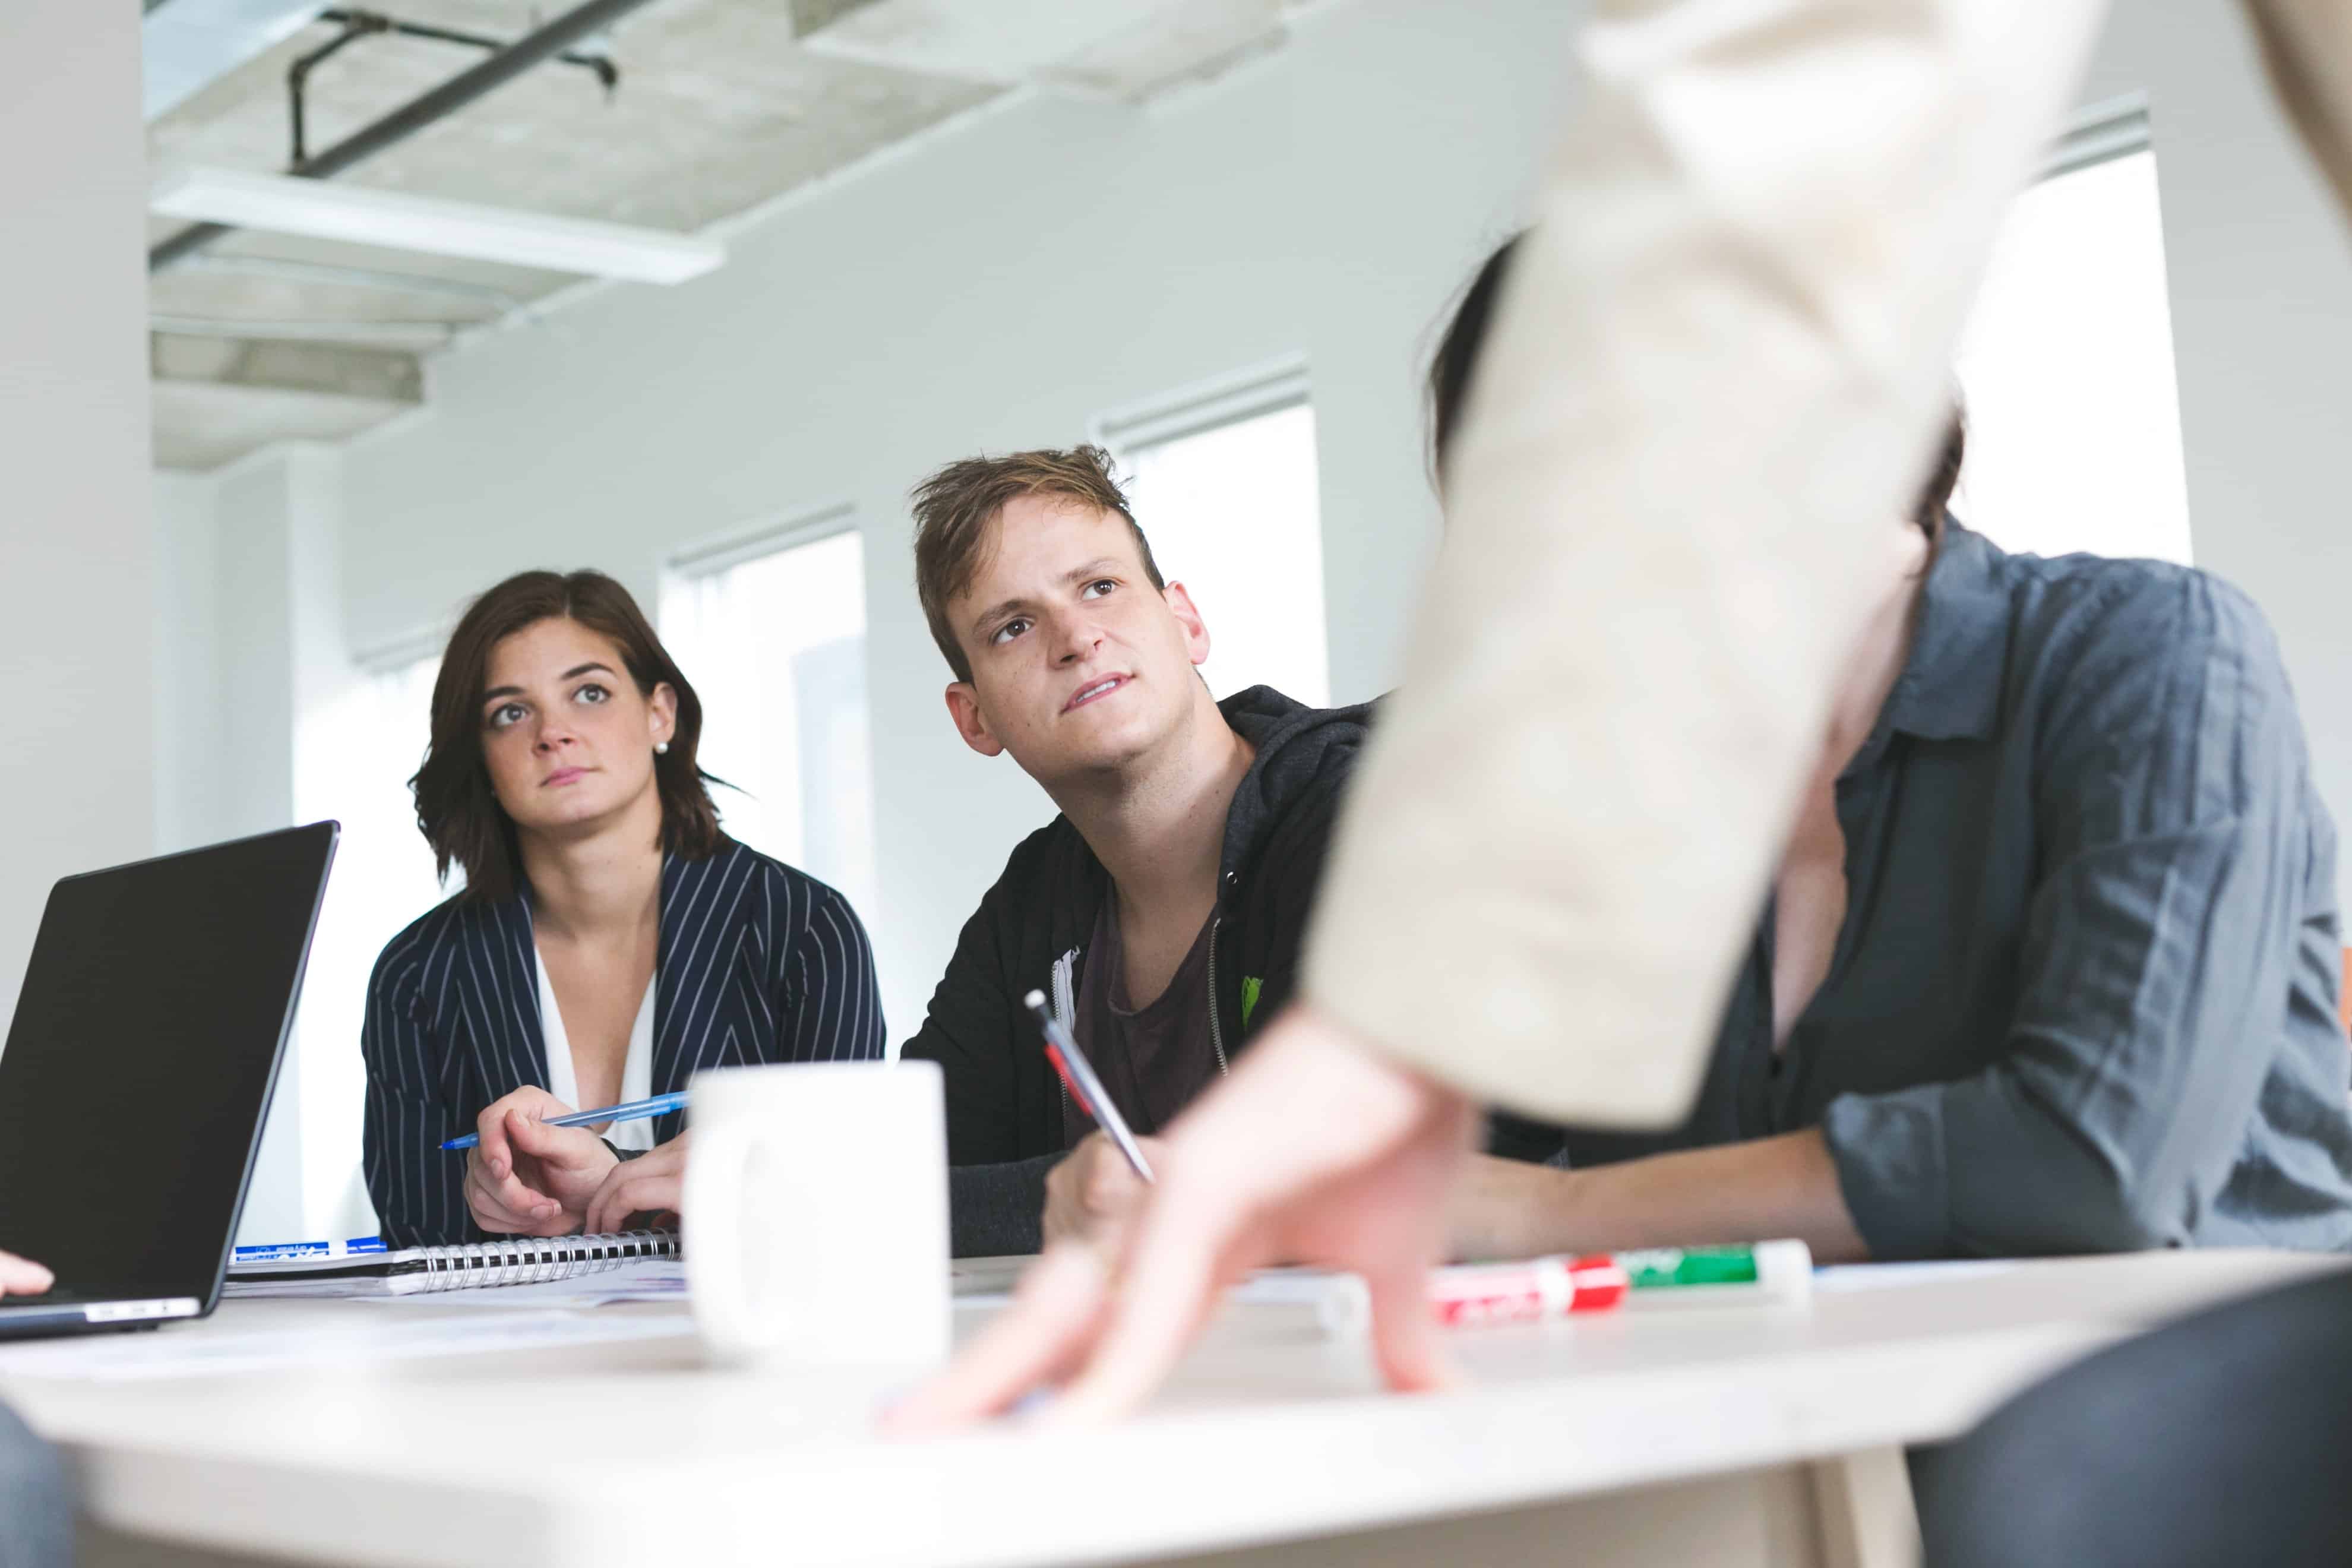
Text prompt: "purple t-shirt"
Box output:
[[1060, 898, 1222, 1150]]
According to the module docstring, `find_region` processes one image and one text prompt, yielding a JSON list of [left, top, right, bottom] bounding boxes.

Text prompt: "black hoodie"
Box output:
[[903, 685, 1370, 1256]]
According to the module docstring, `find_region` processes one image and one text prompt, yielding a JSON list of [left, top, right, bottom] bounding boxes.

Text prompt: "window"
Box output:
[[1099, 362, 1330, 706], [1952, 100, 2191, 564], [660, 517, 878, 916], [289, 648, 445, 1240]]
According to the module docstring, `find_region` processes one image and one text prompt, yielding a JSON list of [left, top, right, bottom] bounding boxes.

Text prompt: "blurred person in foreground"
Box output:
[[0, 1248, 71, 1568], [889, 0, 2352, 1488]]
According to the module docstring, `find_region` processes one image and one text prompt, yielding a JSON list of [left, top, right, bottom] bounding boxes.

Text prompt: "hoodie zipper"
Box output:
[[1054, 908, 1229, 1131], [1052, 947, 1080, 1122], [1206, 914, 1229, 1074]]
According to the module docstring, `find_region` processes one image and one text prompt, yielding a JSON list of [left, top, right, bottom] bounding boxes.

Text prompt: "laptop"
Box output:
[[0, 823, 337, 1340]]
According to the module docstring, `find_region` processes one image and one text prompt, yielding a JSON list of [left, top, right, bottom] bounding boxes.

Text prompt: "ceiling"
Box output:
[[145, 0, 1300, 470]]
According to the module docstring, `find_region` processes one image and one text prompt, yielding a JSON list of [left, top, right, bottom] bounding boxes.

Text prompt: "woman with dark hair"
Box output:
[[1437, 235, 2352, 1264], [362, 570, 886, 1248]]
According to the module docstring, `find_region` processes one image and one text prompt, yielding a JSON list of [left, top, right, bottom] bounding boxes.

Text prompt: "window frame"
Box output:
[[1092, 355, 1313, 458], [664, 498, 861, 587]]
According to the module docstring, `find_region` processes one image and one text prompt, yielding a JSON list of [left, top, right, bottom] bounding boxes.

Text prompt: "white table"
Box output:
[[4, 1249, 2341, 1568]]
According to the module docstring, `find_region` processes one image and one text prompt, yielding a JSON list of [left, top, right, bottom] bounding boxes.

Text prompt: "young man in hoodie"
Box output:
[[901, 446, 1370, 1257]]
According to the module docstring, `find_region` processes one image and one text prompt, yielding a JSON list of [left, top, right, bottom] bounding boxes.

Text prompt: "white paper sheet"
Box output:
[[1813, 1260, 2021, 1294], [953, 1266, 1358, 1328]]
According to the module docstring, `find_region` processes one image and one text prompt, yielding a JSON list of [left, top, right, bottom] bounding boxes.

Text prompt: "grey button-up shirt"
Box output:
[[1519, 524, 2352, 1259]]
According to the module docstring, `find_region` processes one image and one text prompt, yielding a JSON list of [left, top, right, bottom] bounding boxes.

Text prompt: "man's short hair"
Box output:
[[911, 445, 1168, 683]]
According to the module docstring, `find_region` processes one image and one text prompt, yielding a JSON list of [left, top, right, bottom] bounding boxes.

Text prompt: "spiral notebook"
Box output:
[[225, 1231, 679, 1298]]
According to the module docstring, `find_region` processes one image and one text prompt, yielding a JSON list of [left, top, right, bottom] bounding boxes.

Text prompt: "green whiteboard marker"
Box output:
[[1614, 1240, 1813, 1307]]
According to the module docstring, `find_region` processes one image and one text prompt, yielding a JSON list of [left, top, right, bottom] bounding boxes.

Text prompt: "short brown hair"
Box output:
[[911, 445, 1165, 683], [413, 569, 723, 903], [1427, 234, 1518, 485], [1915, 407, 1966, 543]]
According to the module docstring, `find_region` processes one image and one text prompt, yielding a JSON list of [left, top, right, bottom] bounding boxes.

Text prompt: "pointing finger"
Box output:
[[1044, 1181, 1247, 1427], [1362, 1254, 1452, 1395], [883, 1243, 1111, 1435]]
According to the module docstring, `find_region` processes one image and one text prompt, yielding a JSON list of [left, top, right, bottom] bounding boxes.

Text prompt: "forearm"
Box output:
[[1449, 1130, 1869, 1264]]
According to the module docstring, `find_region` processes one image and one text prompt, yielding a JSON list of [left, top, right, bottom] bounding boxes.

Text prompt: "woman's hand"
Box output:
[[1042, 1131, 1167, 1246], [0, 1250, 53, 1297], [583, 1131, 690, 1235], [886, 1004, 1477, 1433], [466, 1086, 617, 1236]]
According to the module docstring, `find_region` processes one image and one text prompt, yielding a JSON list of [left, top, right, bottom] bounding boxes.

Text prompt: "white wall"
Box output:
[[154, 471, 229, 854], [157, 447, 358, 1241], [1, 4, 155, 1033], [328, 0, 1578, 1038]]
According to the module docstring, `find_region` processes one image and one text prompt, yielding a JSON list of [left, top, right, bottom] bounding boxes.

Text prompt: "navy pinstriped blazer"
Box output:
[[362, 839, 884, 1246]]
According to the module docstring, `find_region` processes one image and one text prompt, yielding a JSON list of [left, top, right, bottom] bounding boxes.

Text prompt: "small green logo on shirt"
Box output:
[[1241, 975, 1264, 1028]]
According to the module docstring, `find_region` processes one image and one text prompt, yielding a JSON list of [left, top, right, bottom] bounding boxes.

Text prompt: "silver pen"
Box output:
[[1023, 989, 1155, 1183]]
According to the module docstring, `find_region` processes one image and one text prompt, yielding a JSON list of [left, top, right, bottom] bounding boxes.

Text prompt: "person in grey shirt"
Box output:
[[1441, 355, 2352, 1262], [0, 1248, 70, 1568], [1467, 496, 2352, 1257]]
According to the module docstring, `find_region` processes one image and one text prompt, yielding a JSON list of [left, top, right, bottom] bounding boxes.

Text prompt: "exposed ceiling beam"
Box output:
[[151, 314, 454, 349], [150, 333, 425, 471], [151, 333, 424, 404], [178, 252, 523, 315], [800, 0, 1282, 99]]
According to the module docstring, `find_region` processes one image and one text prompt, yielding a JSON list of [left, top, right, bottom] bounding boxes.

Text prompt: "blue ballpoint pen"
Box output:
[[440, 1089, 691, 1150]]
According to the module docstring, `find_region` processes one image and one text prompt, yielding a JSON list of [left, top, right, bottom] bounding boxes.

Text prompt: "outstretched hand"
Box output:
[[886, 1004, 1477, 1433]]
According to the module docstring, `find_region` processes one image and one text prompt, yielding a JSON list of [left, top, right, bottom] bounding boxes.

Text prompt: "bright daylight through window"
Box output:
[[660, 526, 878, 920], [286, 651, 445, 1241], [1952, 119, 2189, 564]]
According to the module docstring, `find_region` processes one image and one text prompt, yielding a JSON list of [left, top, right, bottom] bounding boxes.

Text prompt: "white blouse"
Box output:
[[534, 943, 656, 1153]]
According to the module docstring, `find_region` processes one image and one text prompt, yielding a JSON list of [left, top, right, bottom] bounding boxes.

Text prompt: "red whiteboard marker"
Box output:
[[1426, 1256, 1630, 1326]]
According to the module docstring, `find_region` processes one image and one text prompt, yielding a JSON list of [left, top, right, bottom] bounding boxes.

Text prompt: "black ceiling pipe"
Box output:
[[149, 0, 656, 273]]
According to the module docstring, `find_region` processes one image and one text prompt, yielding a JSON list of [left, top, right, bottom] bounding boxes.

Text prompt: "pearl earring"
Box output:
[[655, 741, 670, 755]]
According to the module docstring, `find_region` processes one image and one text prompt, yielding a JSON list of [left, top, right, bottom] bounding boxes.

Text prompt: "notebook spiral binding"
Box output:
[[413, 1230, 679, 1292]]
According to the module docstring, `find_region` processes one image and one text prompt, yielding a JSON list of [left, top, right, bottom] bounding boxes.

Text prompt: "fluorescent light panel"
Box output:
[[150, 167, 725, 286]]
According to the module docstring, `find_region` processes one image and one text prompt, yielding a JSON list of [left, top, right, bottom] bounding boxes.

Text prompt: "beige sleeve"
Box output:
[[1303, 0, 2112, 1126], [2242, 0, 2352, 219]]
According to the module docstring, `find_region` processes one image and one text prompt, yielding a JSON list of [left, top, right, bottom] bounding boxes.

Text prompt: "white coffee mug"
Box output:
[[684, 1060, 949, 1371]]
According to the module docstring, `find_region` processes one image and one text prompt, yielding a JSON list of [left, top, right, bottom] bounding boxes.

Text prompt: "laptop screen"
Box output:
[[0, 824, 336, 1303]]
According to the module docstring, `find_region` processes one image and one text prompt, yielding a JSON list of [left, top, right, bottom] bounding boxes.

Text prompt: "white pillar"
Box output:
[[207, 444, 356, 1241], [0, 3, 156, 1032]]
